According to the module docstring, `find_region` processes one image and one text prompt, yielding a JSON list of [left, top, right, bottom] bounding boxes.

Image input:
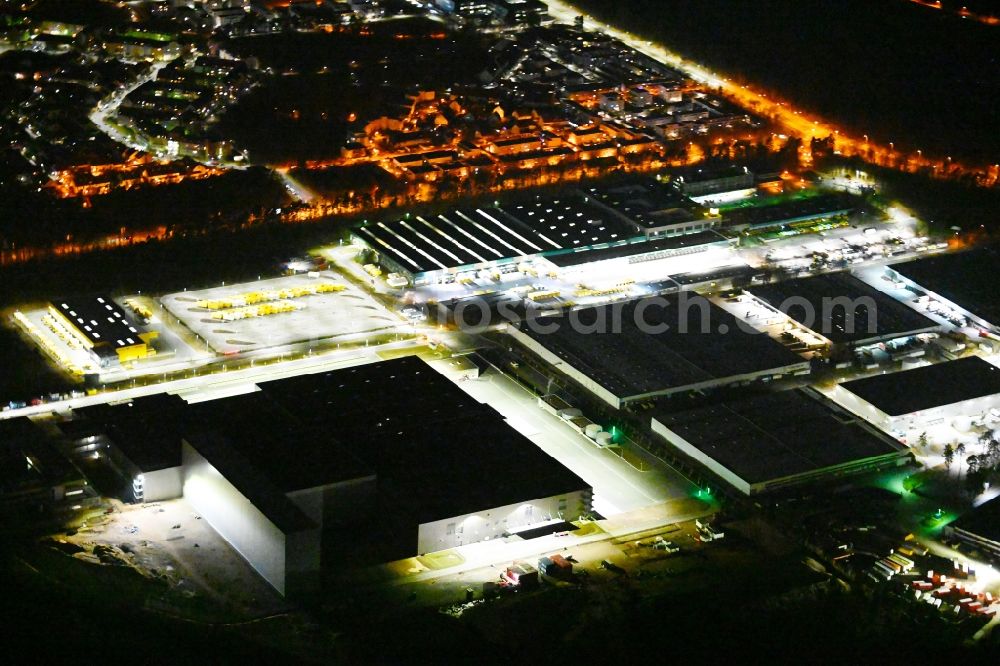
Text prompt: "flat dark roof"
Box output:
[[515, 295, 807, 399], [583, 178, 699, 228], [671, 264, 755, 286], [70, 358, 587, 527], [394, 149, 457, 165], [891, 246, 1000, 327], [53, 296, 145, 350], [77, 390, 373, 489], [185, 392, 373, 492], [258, 356, 589, 522], [722, 193, 857, 229], [544, 230, 727, 268], [1, 417, 74, 489], [505, 198, 638, 248], [674, 164, 751, 184], [749, 272, 938, 343], [75, 394, 190, 472], [183, 431, 317, 534], [839, 356, 1000, 416], [951, 495, 1000, 544], [652, 389, 905, 484]]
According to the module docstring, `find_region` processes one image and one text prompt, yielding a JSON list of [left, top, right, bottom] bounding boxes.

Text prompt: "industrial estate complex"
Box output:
[[3, 0, 1000, 660], [43, 357, 591, 596]]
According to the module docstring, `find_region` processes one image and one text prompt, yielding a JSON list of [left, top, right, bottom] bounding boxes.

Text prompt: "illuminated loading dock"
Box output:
[[747, 272, 940, 348], [49, 296, 157, 368], [60, 357, 590, 596], [542, 229, 733, 278], [885, 246, 1000, 332], [507, 295, 811, 409], [650, 388, 910, 495], [832, 356, 1000, 435]]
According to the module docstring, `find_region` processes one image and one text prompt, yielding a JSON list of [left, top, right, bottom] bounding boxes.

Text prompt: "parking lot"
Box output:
[[160, 272, 405, 354]]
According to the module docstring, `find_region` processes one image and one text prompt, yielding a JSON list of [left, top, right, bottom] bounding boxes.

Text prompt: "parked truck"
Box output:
[[502, 562, 539, 589], [695, 519, 725, 541], [538, 554, 573, 580]]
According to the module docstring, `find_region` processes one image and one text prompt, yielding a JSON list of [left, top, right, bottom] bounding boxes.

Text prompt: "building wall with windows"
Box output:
[[416, 488, 592, 554]]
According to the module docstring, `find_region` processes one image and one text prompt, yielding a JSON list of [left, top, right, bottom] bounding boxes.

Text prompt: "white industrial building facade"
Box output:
[[832, 356, 1000, 436], [417, 489, 592, 554], [63, 357, 591, 597], [179, 437, 353, 597]]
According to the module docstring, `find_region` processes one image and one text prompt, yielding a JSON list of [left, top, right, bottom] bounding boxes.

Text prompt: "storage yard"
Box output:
[[160, 273, 404, 354]]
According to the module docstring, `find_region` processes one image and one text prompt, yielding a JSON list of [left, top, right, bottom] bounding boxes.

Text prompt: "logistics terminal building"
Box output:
[[945, 496, 1000, 563], [49, 296, 157, 368], [508, 294, 810, 408], [352, 193, 729, 286], [650, 388, 910, 495], [62, 357, 590, 596], [887, 246, 1000, 332], [832, 356, 1000, 435], [747, 272, 939, 348]]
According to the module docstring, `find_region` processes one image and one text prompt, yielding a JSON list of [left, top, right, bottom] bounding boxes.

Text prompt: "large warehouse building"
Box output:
[[61, 357, 590, 596], [650, 388, 910, 495], [721, 192, 858, 232], [945, 496, 1000, 562], [71, 394, 190, 502], [747, 272, 939, 348], [49, 296, 157, 368], [352, 190, 733, 285], [885, 246, 1000, 332], [353, 199, 635, 285], [582, 178, 721, 238], [69, 392, 374, 596], [832, 356, 1000, 435], [507, 294, 810, 408], [255, 357, 592, 556]]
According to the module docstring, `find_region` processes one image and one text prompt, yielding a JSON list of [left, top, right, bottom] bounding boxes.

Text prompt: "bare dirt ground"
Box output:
[[58, 497, 290, 621]]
